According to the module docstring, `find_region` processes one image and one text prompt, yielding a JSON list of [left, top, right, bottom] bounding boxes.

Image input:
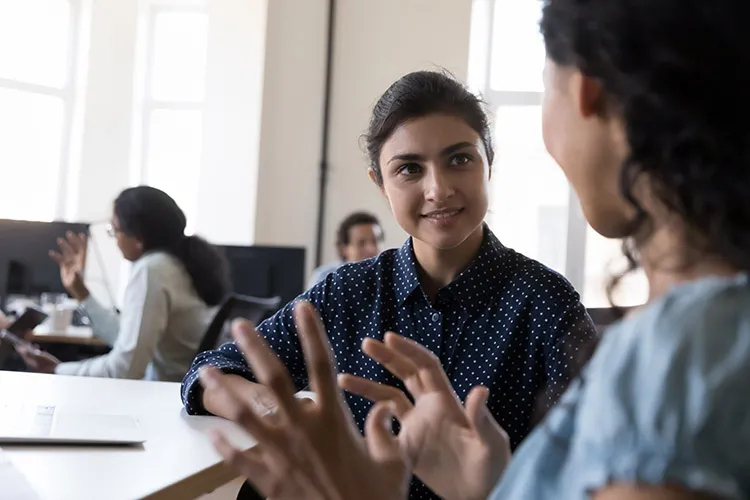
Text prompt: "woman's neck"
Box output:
[[412, 225, 485, 299], [640, 223, 739, 301]]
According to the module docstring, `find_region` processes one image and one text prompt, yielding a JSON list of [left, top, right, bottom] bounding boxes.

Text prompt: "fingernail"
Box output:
[[382, 409, 393, 431]]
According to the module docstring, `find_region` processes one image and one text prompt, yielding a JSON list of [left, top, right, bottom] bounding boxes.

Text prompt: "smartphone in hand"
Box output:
[[7, 307, 48, 336], [1, 307, 48, 352]]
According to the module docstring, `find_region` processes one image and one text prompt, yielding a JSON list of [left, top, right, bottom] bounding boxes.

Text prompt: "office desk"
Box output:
[[0, 371, 256, 500], [29, 325, 106, 347]]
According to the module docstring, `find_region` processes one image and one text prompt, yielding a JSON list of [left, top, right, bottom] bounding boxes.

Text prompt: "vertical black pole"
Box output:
[[314, 0, 336, 267]]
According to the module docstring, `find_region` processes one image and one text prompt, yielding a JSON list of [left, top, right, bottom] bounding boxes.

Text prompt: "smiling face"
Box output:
[[371, 113, 490, 252]]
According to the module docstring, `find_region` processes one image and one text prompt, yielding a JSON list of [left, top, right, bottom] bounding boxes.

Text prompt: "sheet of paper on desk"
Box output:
[[0, 449, 41, 499]]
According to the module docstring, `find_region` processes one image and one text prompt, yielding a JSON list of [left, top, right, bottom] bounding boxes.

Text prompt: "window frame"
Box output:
[[0, 0, 82, 221], [138, 2, 207, 186]]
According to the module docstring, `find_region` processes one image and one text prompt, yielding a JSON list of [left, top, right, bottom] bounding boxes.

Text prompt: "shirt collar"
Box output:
[[393, 238, 422, 305], [393, 224, 509, 311]]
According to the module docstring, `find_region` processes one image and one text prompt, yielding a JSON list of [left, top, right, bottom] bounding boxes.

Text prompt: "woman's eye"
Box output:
[[449, 153, 472, 166], [397, 163, 422, 175]]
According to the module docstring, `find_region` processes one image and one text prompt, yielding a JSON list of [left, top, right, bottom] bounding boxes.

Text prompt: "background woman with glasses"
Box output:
[[17, 186, 231, 381]]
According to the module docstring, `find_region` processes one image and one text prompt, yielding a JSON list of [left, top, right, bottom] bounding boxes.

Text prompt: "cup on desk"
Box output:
[[41, 295, 75, 333], [40, 293, 66, 314], [49, 307, 75, 332]]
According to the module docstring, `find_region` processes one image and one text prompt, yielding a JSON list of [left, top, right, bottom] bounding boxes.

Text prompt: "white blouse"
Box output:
[[55, 251, 216, 381]]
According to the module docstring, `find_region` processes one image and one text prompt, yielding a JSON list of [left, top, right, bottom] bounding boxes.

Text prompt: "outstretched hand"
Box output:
[[339, 332, 511, 500], [49, 231, 89, 301], [198, 302, 411, 500]]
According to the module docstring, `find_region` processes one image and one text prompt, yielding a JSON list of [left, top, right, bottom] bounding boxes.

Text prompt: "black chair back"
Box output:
[[586, 306, 636, 333], [197, 294, 281, 354]]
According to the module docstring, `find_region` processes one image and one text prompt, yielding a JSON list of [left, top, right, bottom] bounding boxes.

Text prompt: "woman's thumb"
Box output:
[[465, 386, 508, 444], [365, 402, 400, 463]]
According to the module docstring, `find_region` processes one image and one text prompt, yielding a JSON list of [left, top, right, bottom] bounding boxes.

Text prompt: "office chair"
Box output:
[[199, 294, 282, 500], [586, 306, 635, 333], [197, 293, 282, 355]]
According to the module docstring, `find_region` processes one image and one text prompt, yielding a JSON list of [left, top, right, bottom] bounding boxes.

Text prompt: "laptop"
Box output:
[[0, 404, 146, 445]]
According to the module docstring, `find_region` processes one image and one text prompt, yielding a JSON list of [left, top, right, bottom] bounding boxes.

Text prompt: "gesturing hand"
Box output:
[[339, 332, 511, 500], [198, 302, 411, 500], [49, 231, 89, 301]]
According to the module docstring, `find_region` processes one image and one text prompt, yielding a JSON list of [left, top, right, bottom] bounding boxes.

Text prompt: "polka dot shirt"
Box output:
[[182, 225, 597, 500]]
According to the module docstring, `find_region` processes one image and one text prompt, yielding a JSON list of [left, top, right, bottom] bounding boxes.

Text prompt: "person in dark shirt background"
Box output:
[[182, 70, 596, 500]]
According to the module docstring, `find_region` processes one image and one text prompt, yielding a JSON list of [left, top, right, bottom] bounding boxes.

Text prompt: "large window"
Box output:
[[136, 3, 208, 232], [470, 0, 647, 307], [0, 0, 79, 221]]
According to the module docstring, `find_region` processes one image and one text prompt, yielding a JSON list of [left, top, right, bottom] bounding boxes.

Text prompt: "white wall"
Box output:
[[253, 0, 328, 267], [195, 0, 268, 245]]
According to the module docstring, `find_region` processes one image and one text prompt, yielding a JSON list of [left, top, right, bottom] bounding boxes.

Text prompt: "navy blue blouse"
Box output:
[[182, 226, 596, 500]]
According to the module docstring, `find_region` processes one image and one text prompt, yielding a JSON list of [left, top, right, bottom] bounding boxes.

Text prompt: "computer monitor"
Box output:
[[0, 219, 90, 305], [218, 245, 306, 310]]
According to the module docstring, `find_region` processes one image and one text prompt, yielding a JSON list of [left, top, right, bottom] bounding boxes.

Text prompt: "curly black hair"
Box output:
[[541, 0, 750, 302]]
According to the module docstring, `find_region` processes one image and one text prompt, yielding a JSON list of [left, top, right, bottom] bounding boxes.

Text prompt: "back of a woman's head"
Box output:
[[541, 0, 750, 275], [365, 70, 494, 184], [114, 186, 230, 306], [114, 186, 187, 251]]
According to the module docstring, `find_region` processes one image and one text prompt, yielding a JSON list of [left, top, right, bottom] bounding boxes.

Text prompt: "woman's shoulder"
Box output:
[[568, 273, 750, 495], [133, 251, 186, 282], [573, 274, 750, 495], [600, 272, 750, 362]]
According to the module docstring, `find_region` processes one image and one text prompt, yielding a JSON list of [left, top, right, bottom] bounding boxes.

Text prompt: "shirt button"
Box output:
[[431, 312, 440, 322]]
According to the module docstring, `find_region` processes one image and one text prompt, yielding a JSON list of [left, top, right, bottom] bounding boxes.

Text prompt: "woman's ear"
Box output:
[[368, 168, 386, 196], [576, 72, 607, 118]]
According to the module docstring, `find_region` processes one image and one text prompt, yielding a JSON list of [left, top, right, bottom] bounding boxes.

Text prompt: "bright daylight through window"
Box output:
[[0, 0, 76, 222]]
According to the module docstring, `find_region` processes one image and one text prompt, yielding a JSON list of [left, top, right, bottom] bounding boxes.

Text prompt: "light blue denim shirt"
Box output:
[[493, 273, 750, 499]]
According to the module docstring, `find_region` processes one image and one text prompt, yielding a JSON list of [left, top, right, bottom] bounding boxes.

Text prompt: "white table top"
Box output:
[[0, 371, 256, 500], [29, 325, 105, 346]]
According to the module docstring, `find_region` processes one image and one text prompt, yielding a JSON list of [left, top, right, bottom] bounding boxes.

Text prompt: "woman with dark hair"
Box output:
[[195, 0, 750, 499], [183, 71, 596, 498], [18, 186, 231, 381]]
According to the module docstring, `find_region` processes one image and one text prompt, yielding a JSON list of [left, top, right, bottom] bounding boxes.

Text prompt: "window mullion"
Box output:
[[56, 0, 84, 220], [0, 78, 65, 98]]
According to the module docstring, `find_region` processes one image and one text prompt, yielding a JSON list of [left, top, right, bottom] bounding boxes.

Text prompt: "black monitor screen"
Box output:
[[218, 245, 305, 310], [0, 219, 90, 303]]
